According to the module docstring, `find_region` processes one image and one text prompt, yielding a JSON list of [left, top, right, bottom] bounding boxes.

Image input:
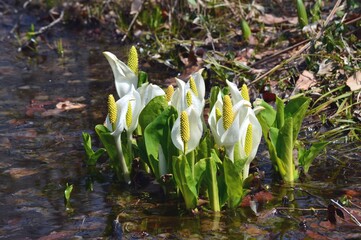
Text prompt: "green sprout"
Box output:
[[296, 0, 309, 28], [64, 183, 73, 211]]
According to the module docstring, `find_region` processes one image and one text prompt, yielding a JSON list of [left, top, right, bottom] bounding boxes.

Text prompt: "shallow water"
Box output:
[[0, 3, 361, 240]]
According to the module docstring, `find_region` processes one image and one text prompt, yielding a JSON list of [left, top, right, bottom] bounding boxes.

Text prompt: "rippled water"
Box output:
[[0, 3, 360, 239]]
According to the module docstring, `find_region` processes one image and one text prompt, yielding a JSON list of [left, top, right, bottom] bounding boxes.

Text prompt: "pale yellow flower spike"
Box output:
[[186, 90, 193, 107], [127, 46, 138, 75], [165, 85, 174, 102], [241, 84, 250, 102], [108, 94, 117, 131], [223, 95, 234, 130], [244, 124, 253, 156], [189, 76, 198, 97], [180, 111, 190, 152], [126, 102, 132, 129], [215, 107, 222, 122]]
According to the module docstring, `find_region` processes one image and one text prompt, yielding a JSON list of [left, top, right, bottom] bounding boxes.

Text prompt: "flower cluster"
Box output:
[[97, 47, 263, 210]]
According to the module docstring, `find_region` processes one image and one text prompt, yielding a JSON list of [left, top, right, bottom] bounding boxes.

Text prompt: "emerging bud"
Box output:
[[241, 84, 250, 102], [186, 90, 193, 107], [189, 76, 198, 97], [108, 94, 117, 131], [244, 124, 253, 156], [127, 46, 138, 76], [126, 101, 132, 129], [165, 85, 174, 102], [180, 111, 190, 145], [222, 95, 234, 130]]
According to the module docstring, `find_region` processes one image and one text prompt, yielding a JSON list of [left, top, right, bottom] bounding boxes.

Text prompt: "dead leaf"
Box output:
[[258, 14, 297, 25], [317, 59, 334, 76], [5, 168, 38, 179], [296, 70, 317, 90], [56, 101, 86, 110], [346, 71, 361, 91]]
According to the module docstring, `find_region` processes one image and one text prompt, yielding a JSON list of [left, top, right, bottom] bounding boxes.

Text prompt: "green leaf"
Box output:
[[82, 132, 94, 157], [276, 117, 298, 182], [296, 0, 309, 28], [139, 95, 168, 131], [196, 130, 213, 160], [172, 155, 198, 209], [64, 183, 73, 202], [240, 19, 251, 40], [91, 149, 106, 165], [284, 97, 311, 143], [276, 96, 285, 129], [95, 125, 121, 177], [82, 132, 106, 165], [299, 141, 329, 173], [209, 86, 221, 110], [194, 158, 207, 190], [138, 71, 148, 88], [223, 157, 247, 208], [255, 99, 276, 136], [144, 106, 178, 178]]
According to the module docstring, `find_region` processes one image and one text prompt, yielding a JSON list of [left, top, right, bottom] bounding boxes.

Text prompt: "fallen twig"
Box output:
[[32, 10, 64, 37], [331, 199, 361, 227], [121, 0, 144, 42]]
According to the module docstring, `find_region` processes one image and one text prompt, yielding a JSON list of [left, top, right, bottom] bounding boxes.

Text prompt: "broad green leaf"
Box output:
[[269, 127, 279, 149], [144, 107, 178, 178], [139, 95, 168, 131], [268, 127, 285, 175], [284, 97, 311, 143], [276, 117, 298, 182], [255, 99, 276, 136], [172, 155, 198, 209], [223, 157, 247, 208], [276, 96, 284, 128], [209, 86, 221, 110], [194, 158, 207, 191], [299, 141, 329, 173], [95, 125, 121, 176], [196, 130, 212, 160]]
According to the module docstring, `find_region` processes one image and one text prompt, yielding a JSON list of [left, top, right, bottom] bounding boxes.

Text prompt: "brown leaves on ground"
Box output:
[[346, 71, 361, 91], [257, 14, 298, 25], [296, 70, 317, 90], [26, 97, 86, 117]]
